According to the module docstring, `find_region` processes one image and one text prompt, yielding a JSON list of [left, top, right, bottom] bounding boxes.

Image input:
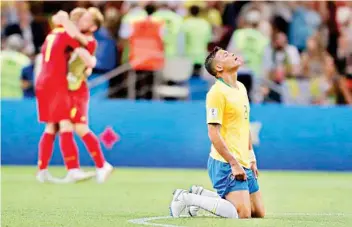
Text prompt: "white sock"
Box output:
[[199, 188, 219, 198], [183, 193, 238, 218]]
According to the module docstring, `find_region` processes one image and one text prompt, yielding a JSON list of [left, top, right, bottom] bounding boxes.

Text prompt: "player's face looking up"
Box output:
[[214, 49, 243, 74]]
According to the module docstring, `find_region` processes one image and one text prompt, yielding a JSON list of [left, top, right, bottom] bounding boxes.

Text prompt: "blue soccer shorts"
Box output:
[[207, 156, 259, 198]]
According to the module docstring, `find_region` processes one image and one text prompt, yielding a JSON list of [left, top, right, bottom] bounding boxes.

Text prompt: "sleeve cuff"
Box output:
[[207, 120, 222, 125]]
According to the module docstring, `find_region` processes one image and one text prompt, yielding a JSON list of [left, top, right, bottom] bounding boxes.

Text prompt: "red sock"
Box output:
[[60, 132, 80, 170], [82, 132, 105, 168], [38, 133, 55, 170]]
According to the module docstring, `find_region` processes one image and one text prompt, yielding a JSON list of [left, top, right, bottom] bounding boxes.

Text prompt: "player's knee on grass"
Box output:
[[236, 204, 251, 219], [44, 123, 58, 134], [225, 191, 251, 219], [59, 120, 74, 132], [251, 200, 265, 218], [251, 208, 265, 218], [250, 191, 265, 218], [74, 124, 90, 137]]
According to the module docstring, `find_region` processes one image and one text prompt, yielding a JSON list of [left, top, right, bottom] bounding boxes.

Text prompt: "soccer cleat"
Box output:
[[170, 189, 187, 218], [96, 162, 113, 184], [187, 185, 204, 216], [56, 169, 96, 184], [190, 185, 204, 195], [36, 169, 54, 183]]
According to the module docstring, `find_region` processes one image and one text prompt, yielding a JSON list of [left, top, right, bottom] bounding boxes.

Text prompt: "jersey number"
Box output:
[[244, 105, 248, 120], [44, 34, 56, 62]]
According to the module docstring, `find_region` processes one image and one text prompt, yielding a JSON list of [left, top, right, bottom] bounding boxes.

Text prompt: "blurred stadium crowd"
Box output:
[[1, 1, 352, 105]]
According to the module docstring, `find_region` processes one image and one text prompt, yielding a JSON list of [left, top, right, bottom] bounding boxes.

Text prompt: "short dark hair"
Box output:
[[205, 47, 221, 77], [189, 5, 200, 16], [145, 4, 156, 15]]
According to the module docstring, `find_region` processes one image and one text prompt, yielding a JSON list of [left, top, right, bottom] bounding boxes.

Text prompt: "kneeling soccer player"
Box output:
[[170, 47, 265, 219]]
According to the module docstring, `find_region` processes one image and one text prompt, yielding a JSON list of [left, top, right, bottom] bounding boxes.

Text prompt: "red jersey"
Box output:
[[87, 38, 97, 55], [36, 27, 81, 90]]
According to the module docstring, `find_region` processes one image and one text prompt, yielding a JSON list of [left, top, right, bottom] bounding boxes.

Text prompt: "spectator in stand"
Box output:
[[288, 2, 321, 52], [104, 7, 120, 40], [205, 1, 226, 51], [94, 8, 118, 74], [1, 9, 7, 38], [219, 1, 248, 51], [183, 1, 206, 15], [1, 10, 7, 50], [4, 2, 46, 55], [152, 2, 184, 58], [88, 7, 119, 99], [271, 2, 292, 35], [301, 33, 335, 105], [227, 10, 269, 101], [335, 10, 352, 105], [1, 34, 30, 99], [100, 7, 124, 99], [183, 5, 212, 77], [316, 1, 339, 60], [262, 32, 301, 103], [205, 1, 223, 28], [222, 1, 248, 30], [337, 5, 352, 45], [238, 1, 273, 38]]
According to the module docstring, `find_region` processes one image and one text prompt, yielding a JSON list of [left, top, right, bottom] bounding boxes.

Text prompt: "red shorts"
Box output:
[[69, 82, 89, 124], [36, 86, 72, 123]]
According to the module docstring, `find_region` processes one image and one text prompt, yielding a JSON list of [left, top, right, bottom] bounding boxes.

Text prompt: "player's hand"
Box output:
[[53, 10, 69, 25], [231, 164, 247, 181], [84, 68, 93, 77], [57, 10, 69, 19], [53, 11, 69, 25], [250, 161, 259, 179]]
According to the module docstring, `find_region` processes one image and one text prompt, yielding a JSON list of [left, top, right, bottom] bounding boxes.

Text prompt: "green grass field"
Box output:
[[2, 166, 352, 227]]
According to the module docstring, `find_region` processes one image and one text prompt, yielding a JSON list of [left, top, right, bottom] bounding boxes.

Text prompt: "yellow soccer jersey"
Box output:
[[67, 53, 86, 91], [67, 39, 97, 91], [206, 79, 251, 168]]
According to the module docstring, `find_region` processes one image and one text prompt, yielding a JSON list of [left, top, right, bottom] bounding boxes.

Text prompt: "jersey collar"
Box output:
[[217, 78, 232, 88]]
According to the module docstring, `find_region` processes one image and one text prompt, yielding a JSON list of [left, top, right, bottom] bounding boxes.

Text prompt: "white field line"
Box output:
[[128, 215, 184, 227], [128, 213, 351, 227]]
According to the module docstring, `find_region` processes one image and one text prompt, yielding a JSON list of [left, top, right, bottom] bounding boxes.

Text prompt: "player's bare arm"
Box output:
[[208, 123, 247, 181], [52, 10, 88, 46], [74, 47, 96, 68]]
